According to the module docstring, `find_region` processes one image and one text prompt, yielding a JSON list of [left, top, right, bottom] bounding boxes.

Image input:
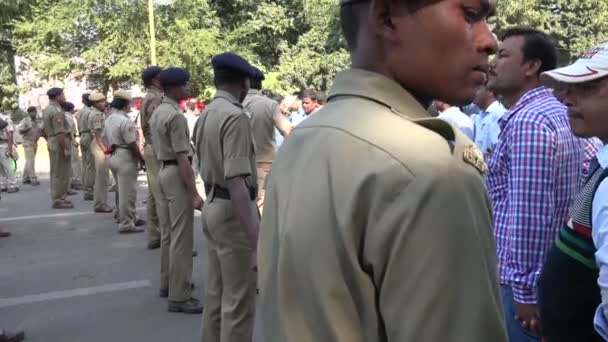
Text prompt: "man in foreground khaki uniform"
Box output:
[[42, 88, 72, 209], [150, 67, 203, 314], [63, 102, 82, 191], [79, 93, 96, 200], [88, 92, 113, 213], [141, 66, 164, 249], [257, 0, 508, 341], [243, 67, 292, 211], [194, 52, 259, 342], [105, 90, 145, 234], [19, 106, 40, 186]]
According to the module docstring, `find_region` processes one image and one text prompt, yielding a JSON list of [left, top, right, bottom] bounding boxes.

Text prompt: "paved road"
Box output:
[[0, 170, 210, 342]]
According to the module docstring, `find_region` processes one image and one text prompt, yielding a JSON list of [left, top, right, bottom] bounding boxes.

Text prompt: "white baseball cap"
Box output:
[[542, 41, 608, 85]]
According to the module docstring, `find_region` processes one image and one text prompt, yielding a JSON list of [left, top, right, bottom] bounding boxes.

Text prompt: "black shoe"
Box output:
[[147, 240, 160, 250], [22, 179, 31, 185], [135, 219, 146, 227], [168, 298, 203, 314], [0, 329, 25, 342]]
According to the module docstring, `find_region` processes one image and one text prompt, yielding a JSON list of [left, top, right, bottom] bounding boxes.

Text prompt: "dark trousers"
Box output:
[[538, 245, 603, 342]]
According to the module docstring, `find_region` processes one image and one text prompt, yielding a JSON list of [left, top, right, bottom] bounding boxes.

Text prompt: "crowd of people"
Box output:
[[3, 0, 608, 341]]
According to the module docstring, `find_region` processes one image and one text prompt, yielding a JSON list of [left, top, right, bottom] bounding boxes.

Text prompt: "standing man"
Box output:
[[79, 93, 97, 201], [63, 102, 82, 191], [105, 89, 145, 234], [150, 67, 203, 314], [434, 100, 475, 139], [0, 112, 17, 193], [42, 88, 72, 209], [194, 52, 259, 342], [258, 0, 507, 341], [243, 67, 292, 210], [141, 66, 164, 250], [471, 83, 506, 157], [486, 27, 591, 341], [19, 106, 41, 186], [88, 91, 113, 213]]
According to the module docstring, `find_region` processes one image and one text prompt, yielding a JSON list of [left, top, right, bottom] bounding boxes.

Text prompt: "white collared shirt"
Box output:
[[437, 106, 474, 140]]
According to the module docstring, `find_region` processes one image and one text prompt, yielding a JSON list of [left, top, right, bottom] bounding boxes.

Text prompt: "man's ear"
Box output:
[[368, 0, 398, 42], [524, 59, 542, 78]]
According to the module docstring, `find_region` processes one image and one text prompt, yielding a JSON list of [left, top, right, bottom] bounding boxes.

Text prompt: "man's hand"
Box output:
[[192, 193, 204, 211], [514, 302, 541, 336]]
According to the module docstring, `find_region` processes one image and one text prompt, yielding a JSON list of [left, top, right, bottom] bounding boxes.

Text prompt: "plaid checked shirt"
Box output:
[[486, 86, 596, 304]]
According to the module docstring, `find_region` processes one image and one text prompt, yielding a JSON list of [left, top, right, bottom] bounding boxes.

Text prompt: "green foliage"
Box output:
[[1, 0, 608, 104]]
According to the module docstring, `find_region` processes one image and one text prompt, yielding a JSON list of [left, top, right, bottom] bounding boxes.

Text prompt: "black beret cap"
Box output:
[[142, 66, 163, 84], [159, 67, 190, 88], [251, 66, 265, 82], [47, 87, 63, 98], [211, 52, 257, 78]]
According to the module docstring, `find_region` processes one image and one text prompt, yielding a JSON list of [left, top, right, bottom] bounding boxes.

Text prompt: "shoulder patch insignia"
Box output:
[[463, 145, 488, 175]]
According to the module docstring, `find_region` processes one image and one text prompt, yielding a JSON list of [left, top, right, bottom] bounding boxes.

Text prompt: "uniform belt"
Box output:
[[257, 161, 272, 167], [110, 145, 130, 154], [161, 157, 192, 167], [204, 183, 257, 201]]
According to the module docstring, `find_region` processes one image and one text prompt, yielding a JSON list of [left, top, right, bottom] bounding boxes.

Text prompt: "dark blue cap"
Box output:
[[142, 66, 163, 85], [251, 66, 265, 82], [211, 52, 257, 78], [47, 87, 63, 98], [159, 67, 190, 88]]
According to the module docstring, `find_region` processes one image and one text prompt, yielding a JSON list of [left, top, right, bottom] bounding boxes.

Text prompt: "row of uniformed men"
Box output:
[[133, 52, 293, 339]]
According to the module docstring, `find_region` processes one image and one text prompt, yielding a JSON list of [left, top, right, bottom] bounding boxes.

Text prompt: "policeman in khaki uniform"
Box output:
[[193, 52, 259, 342], [87, 92, 113, 213], [63, 102, 82, 191], [258, 0, 508, 341], [0, 112, 17, 193], [150, 67, 203, 314], [243, 67, 292, 211], [19, 106, 40, 186], [140, 66, 164, 249], [42, 88, 73, 209], [104, 90, 145, 234], [78, 93, 96, 200]]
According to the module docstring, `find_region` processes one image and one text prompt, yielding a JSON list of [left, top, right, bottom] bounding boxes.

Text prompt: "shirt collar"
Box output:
[[163, 97, 183, 112], [214, 90, 242, 108], [328, 68, 431, 120], [112, 109, 128, 117], [500, 86, 553, 125], [596, 144, 608, 169], [486, 100, 503, 114]]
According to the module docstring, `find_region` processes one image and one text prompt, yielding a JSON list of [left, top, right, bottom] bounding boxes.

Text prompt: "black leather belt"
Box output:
[[205, 183, 257, 201], [161, 157, 192, 167]]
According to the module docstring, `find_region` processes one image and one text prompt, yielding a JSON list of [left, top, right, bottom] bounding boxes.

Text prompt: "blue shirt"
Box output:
[[288, 108, 307, 126], [592, 144, 608, 338], [437, 107, 474, 140], [472, 100, 506, 155]]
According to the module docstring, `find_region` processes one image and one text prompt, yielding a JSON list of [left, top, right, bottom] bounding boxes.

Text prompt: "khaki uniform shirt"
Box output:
[[42, 101, 68, 138], [141, 88, 163, 145], [104, 109, 138, 148], [87, 107, 106, 133], [78, 106, 92, 134], [65, 113, 78, 140], [19, 116, 38, 144], [243, 89, 291, 163], [149, 97, 191, 161], [193, 90, 256, 189], [258, 69, 507, 342]]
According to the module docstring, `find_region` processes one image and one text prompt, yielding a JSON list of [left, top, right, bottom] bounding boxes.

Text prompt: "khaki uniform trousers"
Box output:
[[80, 134, 95, 195], [201, 198, 256, 342], [109, 149, 138, 230], [71, 143, 82, 185], [256, 163, 271, 214], [90, 139, 110, 210], [22, 142, 37, 182], [48, 137, 70, 203], [158, 163, 193, 302], [0, 143, 17, 190], [143, 144, 162, 243]]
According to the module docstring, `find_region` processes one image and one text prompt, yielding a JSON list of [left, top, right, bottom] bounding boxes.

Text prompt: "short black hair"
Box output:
[[110, 98, 130, 110], [261, 89, 274, 98], [214, 72, 248, 88], [62, 102, 75, 112], [82, 93, 91, 107], [271, 93, 284, 104], [301, 89, 319, 102], [27, 106, 37, 113], [501, 27, 558, 75]]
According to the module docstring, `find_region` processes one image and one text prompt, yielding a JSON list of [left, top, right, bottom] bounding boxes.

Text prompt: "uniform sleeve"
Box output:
[[91, 112, 104, 131], [147, 97, 162, 118], [167, 114, 191, 154], [51, 110, 68, 134], [272, 102, 292, 136], [122, 120, 138, 145], [222, 113, 253, 179], [363, 165, 505, 341]]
